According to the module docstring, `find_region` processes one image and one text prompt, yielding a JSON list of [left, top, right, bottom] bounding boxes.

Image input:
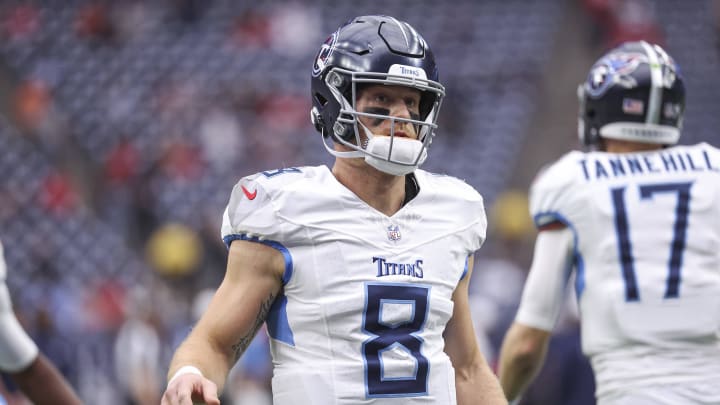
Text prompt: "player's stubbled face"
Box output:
[[356, 84, 421, 139]]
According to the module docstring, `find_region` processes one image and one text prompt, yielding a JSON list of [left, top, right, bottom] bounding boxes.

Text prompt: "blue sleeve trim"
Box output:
[[533, 211, 566, 228], [459, 256, 469, 282]]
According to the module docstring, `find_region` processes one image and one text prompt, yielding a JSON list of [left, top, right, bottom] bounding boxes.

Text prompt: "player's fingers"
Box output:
[[160, 387, 181, 405], [161, 391, 183, 405], [177, 390, 195, 405], [201, 379, 221, 405], [161, 380, 195, 405]]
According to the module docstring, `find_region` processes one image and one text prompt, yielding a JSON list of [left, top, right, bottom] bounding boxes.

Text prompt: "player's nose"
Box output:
[[390, 101, 413, 119]]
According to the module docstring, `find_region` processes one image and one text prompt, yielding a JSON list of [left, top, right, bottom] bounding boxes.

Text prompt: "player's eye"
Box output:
[[405, 98, 418, 109], [374, 94, 389, 104]]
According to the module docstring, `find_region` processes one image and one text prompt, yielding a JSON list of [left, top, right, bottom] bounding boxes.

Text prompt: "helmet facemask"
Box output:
[[319, 67, 445, 176]]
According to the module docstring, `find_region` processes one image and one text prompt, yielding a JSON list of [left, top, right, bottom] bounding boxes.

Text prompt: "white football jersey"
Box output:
[[221, 166, 487, 405], [527, 142, 720, 401]]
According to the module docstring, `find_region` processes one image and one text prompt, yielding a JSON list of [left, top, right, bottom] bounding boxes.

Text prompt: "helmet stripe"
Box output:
[[388, 16, 410, 47], [406, 23, 421, 48], [640, 40, 662, 125]]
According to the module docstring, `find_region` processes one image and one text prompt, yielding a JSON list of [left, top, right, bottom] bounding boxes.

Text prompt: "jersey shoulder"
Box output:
[[221, 165, 328, 242], [244, 165, 325, 192], [529, 150, 587, 227], [531, 150, 585, 193], [414, 170, 487, 248], [415, 169, 484, 203], [684, 142, 720, 157]]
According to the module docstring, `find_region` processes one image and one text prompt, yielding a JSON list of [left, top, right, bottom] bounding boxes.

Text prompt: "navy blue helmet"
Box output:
[[578, 41, 685, 148]]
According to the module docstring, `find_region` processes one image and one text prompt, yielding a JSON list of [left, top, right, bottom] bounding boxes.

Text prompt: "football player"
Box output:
[[161, 15, 506, 405], [498, 41, 720, 404], [0, 241, 81, 404]]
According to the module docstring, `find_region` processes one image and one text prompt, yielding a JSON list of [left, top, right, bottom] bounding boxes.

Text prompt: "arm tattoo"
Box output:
[[231, 292, 276, 362]]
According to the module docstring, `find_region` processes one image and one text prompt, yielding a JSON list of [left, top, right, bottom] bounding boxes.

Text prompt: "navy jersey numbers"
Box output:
[[261, 167, 302, 178], [610, 181, 693, 301], [362, 283, 430, 398]]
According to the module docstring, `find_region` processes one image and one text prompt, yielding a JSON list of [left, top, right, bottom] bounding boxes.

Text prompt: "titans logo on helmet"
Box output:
[[312, 32, 338, 77], [586, 53, 647, 98]]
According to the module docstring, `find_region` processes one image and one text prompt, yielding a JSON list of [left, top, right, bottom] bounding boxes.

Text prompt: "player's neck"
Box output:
[[604, 139, 664, 153], [332, 161, 406, 216]]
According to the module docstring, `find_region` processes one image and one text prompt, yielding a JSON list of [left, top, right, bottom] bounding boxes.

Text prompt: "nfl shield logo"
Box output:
[[387, 225, 401, 241]]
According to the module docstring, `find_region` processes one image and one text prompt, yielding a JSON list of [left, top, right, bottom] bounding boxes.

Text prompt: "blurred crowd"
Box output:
[[1, 2, 321, 403], [0, 0, 715, 404]]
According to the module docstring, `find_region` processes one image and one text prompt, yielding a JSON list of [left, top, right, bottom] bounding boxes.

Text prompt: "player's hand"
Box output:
[[161, 373, 220, 405]]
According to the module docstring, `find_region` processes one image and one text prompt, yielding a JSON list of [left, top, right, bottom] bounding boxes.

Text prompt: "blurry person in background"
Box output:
[[0, 241, 82, 405], [470, 190, 533, 366], [114, 285, 162, 405], [162, 14, 506, 405], [498, 41, 720, 404]]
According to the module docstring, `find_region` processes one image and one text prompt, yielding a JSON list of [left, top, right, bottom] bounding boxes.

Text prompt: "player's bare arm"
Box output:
[[9, 353, 82, 405], [230, 289, 276, 362], [444, 256, 508, 405], [497, 323, 551, 402], [497, 227, 573, 401], [162, 240, 285, 404]]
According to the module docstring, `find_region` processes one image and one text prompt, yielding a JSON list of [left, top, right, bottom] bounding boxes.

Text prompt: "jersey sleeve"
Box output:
[[514, 227, 574, 331], [221, 175, 281, 247], [461, 197, 487, 281], [529, 152, 582, 228], [468, 196, 487, 253], [439, 174, 487, 254], [426, 173, 487, 282]]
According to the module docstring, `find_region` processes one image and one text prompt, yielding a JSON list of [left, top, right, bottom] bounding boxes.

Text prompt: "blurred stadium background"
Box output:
[[0, 0, 716, 404]]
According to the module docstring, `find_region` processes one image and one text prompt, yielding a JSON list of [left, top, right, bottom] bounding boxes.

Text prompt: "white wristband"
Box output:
[[168, 365, 204, 385]]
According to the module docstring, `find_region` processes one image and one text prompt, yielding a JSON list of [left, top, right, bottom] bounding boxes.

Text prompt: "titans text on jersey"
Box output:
[[374, 257, 424, 278]]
